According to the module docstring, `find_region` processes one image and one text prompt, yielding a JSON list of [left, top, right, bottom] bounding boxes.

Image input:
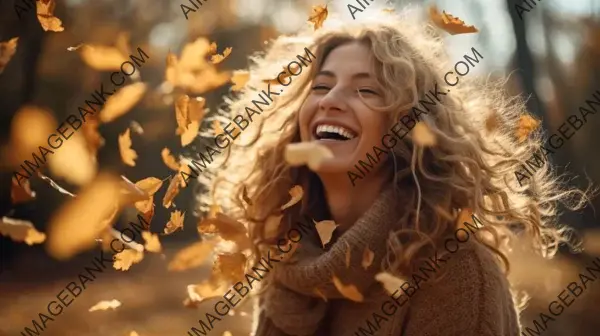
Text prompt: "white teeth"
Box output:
[[315, 124, 356, 140]]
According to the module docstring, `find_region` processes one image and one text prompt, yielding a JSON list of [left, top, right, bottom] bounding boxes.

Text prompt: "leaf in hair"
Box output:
[[516, 114, 540, 143], [412, 122, 437, 147], [314, 219, 338, 248], [284, 142, 334, 171], [281, 185, 303, 210]]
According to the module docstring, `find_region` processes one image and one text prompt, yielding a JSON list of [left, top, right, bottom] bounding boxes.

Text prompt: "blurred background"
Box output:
[[1, 0, 600, 335]]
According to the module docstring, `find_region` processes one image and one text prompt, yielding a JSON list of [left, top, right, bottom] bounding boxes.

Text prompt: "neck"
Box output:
[[317, 169, 391, 231]]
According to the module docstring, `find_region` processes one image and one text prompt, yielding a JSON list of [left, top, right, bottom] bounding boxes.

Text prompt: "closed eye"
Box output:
[[311, 85, 331, 92], [358, 88, 379, 95]]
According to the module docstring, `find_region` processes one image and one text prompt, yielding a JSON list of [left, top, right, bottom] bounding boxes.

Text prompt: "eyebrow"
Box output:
[[315, 70, 373, 79]]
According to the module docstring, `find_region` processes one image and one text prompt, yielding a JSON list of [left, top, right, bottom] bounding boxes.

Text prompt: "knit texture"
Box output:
[[253, 188, 521, 336]]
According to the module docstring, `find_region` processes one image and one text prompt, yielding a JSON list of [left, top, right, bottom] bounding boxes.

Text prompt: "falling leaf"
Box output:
[[67, 43, 83, 51], [516, 114, 541, 143], [185, 280, 228, 306], [181, 120, 200, 147], [142, 231, 162, 253], [168, 238, 218, 272], [332, 275, 363, 302], [241, 185, 253, 206], [0, 217, 46, 245], [130, 120, 144, 135], [198, 213, 249, 248], [134, 177, 163, 196], [164, 210, 185, 234], [264, 214, 283, 240], [375, 272, 406, 295], [344, 241, 351, 268], [118, 128, 138, 167], [114, 249, 144, 271], [314, 287, 328, 302], [284, 142, 334, 171], [163, 174, 183, 208], [89, 299, 122, 312], [428, 6, 478, 35], [231, 70, 250, 91], [308, 5, 328, 30], [47, 133, 97, 186], [47, 174, 122, 260], [412, 122, 436, 147], [175, 95, 192, 134], [100, 83, 147, 123], [362, 246, 375, 270], [161, 148, 180, 171], [11, 177, 35, 204], [79, 45, 127, 71], [214, 252, 247, 283], [281, 185, 303, 210], [36, 0, 64, 32], [0, 37, 18, 74], [211, 47, 232, 64], [82, 117, 105, 157], [313, 219, 338, 248], [382, 8, 396, 14]]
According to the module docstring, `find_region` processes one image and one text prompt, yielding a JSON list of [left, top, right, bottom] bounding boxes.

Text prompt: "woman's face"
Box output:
[[298, 41, 389, 174]]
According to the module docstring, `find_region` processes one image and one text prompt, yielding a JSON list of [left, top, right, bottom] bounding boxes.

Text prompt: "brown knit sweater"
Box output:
[[253, 188, 521, 336]]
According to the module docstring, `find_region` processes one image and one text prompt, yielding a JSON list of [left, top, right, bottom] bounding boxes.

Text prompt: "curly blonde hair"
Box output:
[[199, 7, 591, 296]]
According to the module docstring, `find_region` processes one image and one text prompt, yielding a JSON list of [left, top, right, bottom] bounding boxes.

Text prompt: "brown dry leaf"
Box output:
[[79, 45, 127, 71], [214, 252, 247, 283], [314, 287, 328, 302], [412, 122, 436, 147], [114, 249, 144, 271], [175, 95, 191, 134], [11, 176, 36, 204], [284, 142, 334, 171], [161, 148, 180, 171], [164, 210, 185, 235], [47, 174, 122, 260], [344, 241, 351, 268], [168, 238, 218, 272], [0, 217, 46, 245], [332, 275, 363, 302], [181, 121, 200, 147], [375, 272, 406, 295], [118, 128, 138, 167], [428, 6, 478, 35], [100, 83, 147, 123], [313, 219, 338, 248], [516, 114, 541, 143], [281, 185, 303, 210], [47, 133, 97, 186], [142, 231, 162, 253], [0, 37, 18, 74], [361, 246, 375, 270], [36, 0, 64, 32], [231, 70, 250, 91], [241, 185, 253, 206], [264, 214, 283, 240], [485, 111, 501, 133], [163, 174, 183, 208], [198, 213, 249, 247], [89, 299, 122, 312], [210, 47, 232, 64], [308, 5, 328, 30]]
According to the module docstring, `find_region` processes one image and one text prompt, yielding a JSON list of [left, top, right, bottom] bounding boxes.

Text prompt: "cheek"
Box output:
[[359, 111, 389, 143]]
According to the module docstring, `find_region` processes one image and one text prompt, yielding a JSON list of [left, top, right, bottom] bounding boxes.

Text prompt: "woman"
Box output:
[[204, 7, 587, 336]]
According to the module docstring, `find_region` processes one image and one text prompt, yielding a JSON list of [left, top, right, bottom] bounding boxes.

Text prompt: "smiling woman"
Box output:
[[202, 7, 589, 336]]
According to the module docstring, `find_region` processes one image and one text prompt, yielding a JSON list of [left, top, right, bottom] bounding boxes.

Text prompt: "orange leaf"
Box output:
[[181, 121, 200, 147], [361, 246, 375, 270], [213, 119, 224, 135], [188, 96, 207, 122], [113, 249, 144, 271], [313, 219, 338, 248], [161, 148, 180, 171], [281, 185, 303, 210], [284, 142, 333, 171], [163, 175, 182, 208], [164, 210, 185, 234], [118, 128, 138, 167], [100, 83, 147, 123], [175, 95, 191, 134], [516, 114, 540, 143], [0, 217, 46, 245], [429, 6, 478, 35], [214, 252, 247, 283], [82, 118, 105, 157], [210, 47, 232, 64], [47, 133, 96, 186], [332, 275, 363, 302], [412, 122, 436, 147], [375, 272, 406, 295], [231, 70, 250, 91], [198, 212, 248, 246], [142, 231, 162, 253], [0, 37, 18, 74], [89, 299, 121, 312], [135, 177, 164, 196], [11, 176, 36, 204], [308, 5, 328, 30], [168, 238, 218, 271], [36, 0, 64, 32], [79, 45, 127, 71]]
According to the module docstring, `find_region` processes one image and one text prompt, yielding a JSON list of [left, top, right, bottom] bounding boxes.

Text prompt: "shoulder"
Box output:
[[402, 240, 520, 336]]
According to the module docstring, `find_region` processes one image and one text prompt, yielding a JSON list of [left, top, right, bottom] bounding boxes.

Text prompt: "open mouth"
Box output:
[[314, 124, 358, 141]]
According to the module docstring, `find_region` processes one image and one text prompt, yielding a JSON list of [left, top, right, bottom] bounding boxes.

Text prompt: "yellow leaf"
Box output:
[[164, 210, 185, 234], [181, 120, 200, 147], [135, 177, 163, 196], [284, 142, 333, 171], [79, 45, 127, 71], [11, 176, 36, 204], [516, 114, 541, 143], [89, 299, 122, 312], [100, 83, 147, 123], [211, 47, 232, 64], [198, 212, 249, 247], [332, 275, 363, 302], [118, 128, 138, 167], [168, 239, 218, 272], [47, 133, 96, 186], [313, 219, 338, 248], [161, 148, 180, 171], [0, 37, 19, 74], [361, 246, 374, 270], [214, 252, 247, 283], [142, 231, 162, 253], [175, 95, 191, 134], [163, 174, 183, 208], [412, 122, 436, 147], [375, 272, 406, 295], [0, 217, 46, 245], [231, 70, 250, 91], [36, 0, 64, 32], [428, 6, 478, 35], [308, 5, 328, 30], [281, 185, 303, 210], [188, 96, 207, 122], [114, 249, 144, 271], [47, 174, 122, 259]]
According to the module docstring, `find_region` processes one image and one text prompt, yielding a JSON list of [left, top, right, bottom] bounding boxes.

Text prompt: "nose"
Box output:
[[317, 87, 348, 113]]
